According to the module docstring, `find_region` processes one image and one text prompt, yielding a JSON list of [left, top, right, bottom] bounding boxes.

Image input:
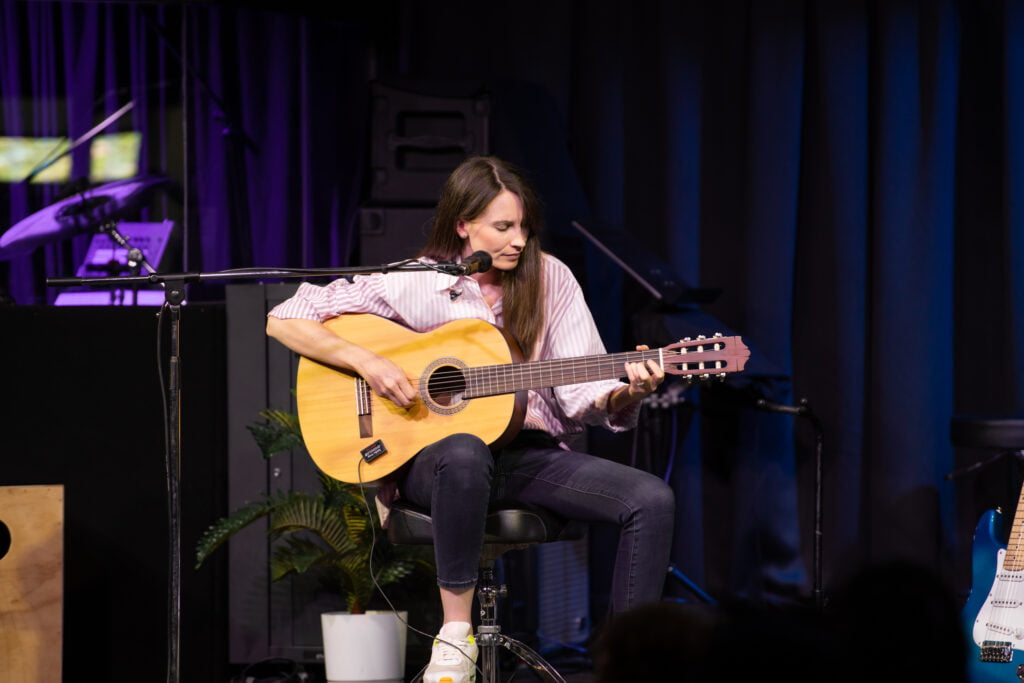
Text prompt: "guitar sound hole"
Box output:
[[427, 365, 467, 407]]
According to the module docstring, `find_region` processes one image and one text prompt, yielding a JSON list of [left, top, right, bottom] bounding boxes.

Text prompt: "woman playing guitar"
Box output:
[[266, 156, 674, 683]]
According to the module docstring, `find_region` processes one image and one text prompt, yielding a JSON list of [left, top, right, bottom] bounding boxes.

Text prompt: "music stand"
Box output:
[[53, 220, 174, 306]]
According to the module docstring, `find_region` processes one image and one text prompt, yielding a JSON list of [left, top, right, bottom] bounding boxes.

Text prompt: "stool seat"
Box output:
[[386, 500, 586, 546], [951, 415, 1024, 451]]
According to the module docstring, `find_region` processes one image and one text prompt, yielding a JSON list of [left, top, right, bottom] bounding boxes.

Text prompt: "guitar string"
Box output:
[[1004, 498, 1024, 642], [987, 536, 1013, 644], [404, 363, 732, 395], [403, 358, 729, 395], [387, 346, 739, 395], [1014, 509, 1024, 643]]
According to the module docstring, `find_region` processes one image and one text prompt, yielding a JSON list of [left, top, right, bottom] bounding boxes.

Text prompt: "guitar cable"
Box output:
[[356, 459, 487, 682]]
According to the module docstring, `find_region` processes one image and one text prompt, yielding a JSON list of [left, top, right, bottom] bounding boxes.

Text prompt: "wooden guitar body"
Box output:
[[297, 315, 526, 484]]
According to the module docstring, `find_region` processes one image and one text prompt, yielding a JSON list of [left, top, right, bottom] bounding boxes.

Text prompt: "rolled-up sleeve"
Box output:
[[268, 275, 397, 322]]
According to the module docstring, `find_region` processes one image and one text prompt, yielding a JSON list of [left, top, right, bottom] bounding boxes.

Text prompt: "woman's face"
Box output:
[[456, 189, 528, 273]]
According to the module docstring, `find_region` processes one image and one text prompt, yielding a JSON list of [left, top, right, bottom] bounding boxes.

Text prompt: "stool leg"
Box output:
[[477, 565, 503, 683], [476, 564, 566, 683], [491, 634, 566, 683]]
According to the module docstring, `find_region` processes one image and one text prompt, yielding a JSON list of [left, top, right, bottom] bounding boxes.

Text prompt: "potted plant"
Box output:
[[195, 408, 435, 682]]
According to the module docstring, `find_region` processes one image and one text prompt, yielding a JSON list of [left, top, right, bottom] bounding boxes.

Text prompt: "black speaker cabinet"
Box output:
[[369, 82, 490, 203], [357, 206, 436, 265]]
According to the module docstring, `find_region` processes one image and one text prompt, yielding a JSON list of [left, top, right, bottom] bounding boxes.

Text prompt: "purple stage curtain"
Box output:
[[0, 2, 371, 305]]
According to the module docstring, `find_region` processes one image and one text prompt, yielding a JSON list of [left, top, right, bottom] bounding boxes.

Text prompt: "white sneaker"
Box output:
[[423, 621, 478, 683]]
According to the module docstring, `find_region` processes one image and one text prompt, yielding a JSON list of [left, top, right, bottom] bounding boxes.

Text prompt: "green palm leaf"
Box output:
[[194, 496, 278, 568], [270, 492, 356, 555], [247, 409, 305, 459], [195, 408, 435, 614]]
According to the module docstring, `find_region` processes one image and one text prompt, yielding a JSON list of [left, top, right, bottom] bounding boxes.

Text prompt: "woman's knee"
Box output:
[[435, 432, 489, 459], [432, 433, 493, 473], [653, 480, 676, 516], [635, 476, 675, 518]]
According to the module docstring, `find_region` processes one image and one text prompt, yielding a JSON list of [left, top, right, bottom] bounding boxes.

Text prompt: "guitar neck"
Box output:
[[1004, 482, 1024, 570], [465, 349, 663, 398]]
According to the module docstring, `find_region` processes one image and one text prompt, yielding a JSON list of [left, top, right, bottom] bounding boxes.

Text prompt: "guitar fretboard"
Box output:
[[1004, 482, 1024, 571], [464, 349, 665, 397]]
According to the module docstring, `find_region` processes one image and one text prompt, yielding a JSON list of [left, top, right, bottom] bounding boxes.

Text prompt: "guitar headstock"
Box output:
[[662, 334, 750, 381]]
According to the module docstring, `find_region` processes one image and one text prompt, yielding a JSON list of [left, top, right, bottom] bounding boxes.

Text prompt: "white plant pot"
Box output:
[[321, 610, 407, 683]]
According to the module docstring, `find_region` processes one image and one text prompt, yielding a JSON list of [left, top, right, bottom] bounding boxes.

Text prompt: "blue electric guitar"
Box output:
[[964, 481, 1024, 682]]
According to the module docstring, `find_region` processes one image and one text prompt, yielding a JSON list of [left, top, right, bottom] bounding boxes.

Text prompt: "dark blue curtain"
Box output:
[[3, 0, 1023, 611]]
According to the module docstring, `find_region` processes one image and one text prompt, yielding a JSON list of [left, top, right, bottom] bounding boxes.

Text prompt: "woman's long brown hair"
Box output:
[[418, 156, 545, 359]]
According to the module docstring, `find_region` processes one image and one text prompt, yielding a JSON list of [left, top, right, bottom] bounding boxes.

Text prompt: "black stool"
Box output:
[[386, 500, 586, 683], [949, 414, 1024, 537], [951, 416, 1024, 456]]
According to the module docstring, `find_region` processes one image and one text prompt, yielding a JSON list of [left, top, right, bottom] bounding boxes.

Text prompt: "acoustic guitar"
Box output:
[[295, 313, 750, 483], [964, 479, 1024, 682]]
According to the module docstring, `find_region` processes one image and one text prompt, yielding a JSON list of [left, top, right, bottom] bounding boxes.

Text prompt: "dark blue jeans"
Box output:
[[398, 430, 676, 614]]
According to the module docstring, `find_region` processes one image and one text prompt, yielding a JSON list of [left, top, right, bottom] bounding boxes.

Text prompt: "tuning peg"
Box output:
[[713, 332, 723, 338]]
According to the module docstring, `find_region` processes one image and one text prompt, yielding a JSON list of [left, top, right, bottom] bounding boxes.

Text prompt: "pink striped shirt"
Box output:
[[268, 253, 640, 440]]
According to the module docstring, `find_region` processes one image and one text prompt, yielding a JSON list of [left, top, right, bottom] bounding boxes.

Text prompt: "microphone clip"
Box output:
[[438, 251, 493, 276]]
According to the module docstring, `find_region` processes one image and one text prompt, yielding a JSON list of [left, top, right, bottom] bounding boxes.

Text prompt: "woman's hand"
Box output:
[[623, 344, 665, 399], [351, 350, 418, 408], [608, 345, 665, 413]]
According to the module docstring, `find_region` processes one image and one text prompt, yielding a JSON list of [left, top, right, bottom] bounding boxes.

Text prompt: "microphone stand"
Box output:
[[755, 397, 825, 611], [46, 258, 473, 683]]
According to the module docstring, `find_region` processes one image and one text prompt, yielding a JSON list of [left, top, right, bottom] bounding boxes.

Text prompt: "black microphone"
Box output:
[[456, 251, 492, 275]]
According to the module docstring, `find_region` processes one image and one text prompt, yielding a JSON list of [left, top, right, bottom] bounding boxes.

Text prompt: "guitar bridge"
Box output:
[[980, 640, 1014, 663], [356, 377, 372, 438]]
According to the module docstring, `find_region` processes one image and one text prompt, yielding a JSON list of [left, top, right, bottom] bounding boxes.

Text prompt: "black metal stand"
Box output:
[[639, 385, 719, 605], [666, 562, 718, 605], [755, 397, 825, 611], [807, 405, 825, 612], [476, 560, 566, 683], [162, 284, 184, 683]]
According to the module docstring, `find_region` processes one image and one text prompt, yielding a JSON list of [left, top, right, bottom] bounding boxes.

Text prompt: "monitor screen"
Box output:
[[89, 131, 141, 181], [0, 131, 140, 183], [0, 136, 72, 183]]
